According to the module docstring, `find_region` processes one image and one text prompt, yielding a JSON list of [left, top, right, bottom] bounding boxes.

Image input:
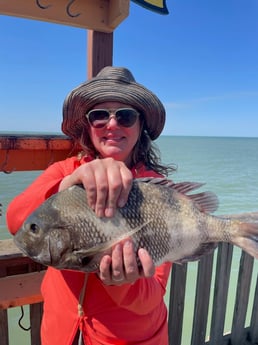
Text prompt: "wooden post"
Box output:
[[0, 309, 9, 345], [87, 30, 113, 78], [168, 263, 187, 345], [30, 303, 43, 345], [230, 252, 254, 344], [209, 243, 233, 345], [190, 253, 214, 345]]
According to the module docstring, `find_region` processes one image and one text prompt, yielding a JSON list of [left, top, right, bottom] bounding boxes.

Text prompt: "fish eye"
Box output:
[[30, 223, 40, 234], [81, 256, 93, 266]]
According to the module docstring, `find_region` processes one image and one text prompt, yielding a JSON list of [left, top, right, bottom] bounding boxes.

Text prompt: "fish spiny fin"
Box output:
[[74, 220, 152, 256], [137, 177, 219, 213], [136, 177, 205, 192]]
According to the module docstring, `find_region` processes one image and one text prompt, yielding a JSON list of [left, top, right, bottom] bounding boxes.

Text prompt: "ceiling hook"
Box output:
[[66, 0, 81, 18], [35, 0, 52, 10]]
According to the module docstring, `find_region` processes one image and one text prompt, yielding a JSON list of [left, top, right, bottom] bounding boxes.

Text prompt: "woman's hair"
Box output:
[[75, 117, 176, 177], [130, 125, 176, 176]]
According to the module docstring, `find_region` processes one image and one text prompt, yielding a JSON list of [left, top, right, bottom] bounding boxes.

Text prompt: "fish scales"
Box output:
[[118, 181, 173, 265], [14, 178, 258, 272], [54, 186, 130, 248]]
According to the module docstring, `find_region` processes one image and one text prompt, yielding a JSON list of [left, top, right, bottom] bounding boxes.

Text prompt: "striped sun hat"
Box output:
[[62, 66, 166, 140]]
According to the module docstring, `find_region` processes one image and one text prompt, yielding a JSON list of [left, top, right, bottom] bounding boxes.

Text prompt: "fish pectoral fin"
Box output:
[[174, 242, 218, 264], [72, 220, 152, 256], [106, 219, 152, 247]]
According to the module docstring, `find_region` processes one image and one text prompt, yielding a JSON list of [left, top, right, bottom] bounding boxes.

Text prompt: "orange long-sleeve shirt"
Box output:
[[7, 156, 172, 345]]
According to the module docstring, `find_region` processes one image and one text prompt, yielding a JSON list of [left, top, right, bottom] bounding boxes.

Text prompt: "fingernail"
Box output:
[[105, 207, 115, 218], [114, 243, 122, 252], [96, 209, 104, 218], [118, 198, 126, 208], [138, 248, 147, 256], [124, 240, 133, 249]]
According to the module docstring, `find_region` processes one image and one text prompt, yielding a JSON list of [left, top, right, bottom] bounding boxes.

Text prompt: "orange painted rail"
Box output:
[[0, 134, 80, 171]]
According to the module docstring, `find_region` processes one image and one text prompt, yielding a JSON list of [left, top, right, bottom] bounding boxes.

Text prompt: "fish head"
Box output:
[[14, 202, 72, 267]]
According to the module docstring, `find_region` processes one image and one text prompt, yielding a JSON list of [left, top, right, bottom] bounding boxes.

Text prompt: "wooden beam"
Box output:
[[87, 30, 113, 78], [0, 0, 129, 33], [0, 271, 45, 309], [0, 134, 77, 171]]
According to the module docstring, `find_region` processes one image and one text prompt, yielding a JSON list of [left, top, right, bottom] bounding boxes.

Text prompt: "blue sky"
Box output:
[[0, 0, 258, 137]]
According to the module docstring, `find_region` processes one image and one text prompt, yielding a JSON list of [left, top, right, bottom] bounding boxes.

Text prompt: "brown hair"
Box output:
[[75, 118, 176, 177]]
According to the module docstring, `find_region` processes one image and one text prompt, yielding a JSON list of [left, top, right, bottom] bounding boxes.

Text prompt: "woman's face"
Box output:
[[88, 102, 141, 166]]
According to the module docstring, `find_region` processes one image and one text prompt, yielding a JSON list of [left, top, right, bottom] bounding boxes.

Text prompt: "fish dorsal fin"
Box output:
[[136, 177, 218, 214], [188, 191, 219, 213], [136, 177, 205, 193]]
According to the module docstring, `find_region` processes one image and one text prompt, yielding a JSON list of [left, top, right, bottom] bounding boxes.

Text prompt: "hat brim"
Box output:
[[62, 74, 165, 140]]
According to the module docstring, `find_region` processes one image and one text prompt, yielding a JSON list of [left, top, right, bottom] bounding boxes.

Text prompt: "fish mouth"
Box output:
[[14, 232, 52, 266], [31, 236, 52, 266]]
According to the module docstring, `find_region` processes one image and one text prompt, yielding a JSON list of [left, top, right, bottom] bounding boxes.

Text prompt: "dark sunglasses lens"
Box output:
[[116, 109, 138, 127], [88, 110, 109, 128]]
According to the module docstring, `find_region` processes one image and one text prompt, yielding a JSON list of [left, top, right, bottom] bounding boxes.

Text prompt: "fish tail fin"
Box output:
[[231, 222, 258, 259]]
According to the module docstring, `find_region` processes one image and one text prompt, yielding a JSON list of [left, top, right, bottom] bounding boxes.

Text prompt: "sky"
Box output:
[[0, 0, 258, 137]]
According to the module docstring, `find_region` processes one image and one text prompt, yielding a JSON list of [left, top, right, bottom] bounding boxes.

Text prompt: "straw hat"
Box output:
[[62, 66, 165, 140]]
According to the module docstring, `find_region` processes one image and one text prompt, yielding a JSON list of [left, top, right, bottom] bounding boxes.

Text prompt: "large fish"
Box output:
[[14, 178, 258, 272]]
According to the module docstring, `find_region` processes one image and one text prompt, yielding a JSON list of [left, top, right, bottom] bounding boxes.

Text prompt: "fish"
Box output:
[[14, 178, 258, 272]]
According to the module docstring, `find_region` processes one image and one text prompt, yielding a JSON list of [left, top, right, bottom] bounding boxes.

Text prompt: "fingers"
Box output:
[[111, 243, 124, 282], [98, 255, 112, 285], [138, 248, 155, 277], [122, 241, 139, 282], [98, 241, 155, 286], [79, 158, 133, 217]]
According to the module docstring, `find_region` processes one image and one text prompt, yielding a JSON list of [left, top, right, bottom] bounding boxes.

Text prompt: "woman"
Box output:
[[7, 66, 175, 345]]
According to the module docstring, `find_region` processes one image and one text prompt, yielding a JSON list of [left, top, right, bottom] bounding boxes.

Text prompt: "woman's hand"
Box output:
[[98, 239, 155, 286], [59, 157, 133, 217]]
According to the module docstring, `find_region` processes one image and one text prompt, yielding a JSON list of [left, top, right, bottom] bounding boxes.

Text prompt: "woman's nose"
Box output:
[[106, 116, 119, 128]]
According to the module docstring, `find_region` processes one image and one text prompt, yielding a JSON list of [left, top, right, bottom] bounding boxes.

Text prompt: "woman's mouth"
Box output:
[[103, 136, 125, 143]]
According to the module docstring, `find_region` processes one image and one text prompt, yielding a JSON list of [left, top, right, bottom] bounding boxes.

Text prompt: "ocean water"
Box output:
[[1, 135, 258, 344]]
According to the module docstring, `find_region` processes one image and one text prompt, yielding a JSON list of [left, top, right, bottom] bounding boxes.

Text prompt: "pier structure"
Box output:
[[1, 1, 258, 344]]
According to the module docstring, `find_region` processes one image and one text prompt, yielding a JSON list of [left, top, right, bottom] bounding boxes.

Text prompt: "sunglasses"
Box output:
[[86, 108, 140, 129]]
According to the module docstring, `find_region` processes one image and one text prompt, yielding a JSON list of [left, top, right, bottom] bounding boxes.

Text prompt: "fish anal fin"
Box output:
[[174, 243, 218, 264]]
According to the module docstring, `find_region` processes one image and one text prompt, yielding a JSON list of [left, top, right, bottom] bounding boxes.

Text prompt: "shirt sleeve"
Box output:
[[6, 158, 78, 234]]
